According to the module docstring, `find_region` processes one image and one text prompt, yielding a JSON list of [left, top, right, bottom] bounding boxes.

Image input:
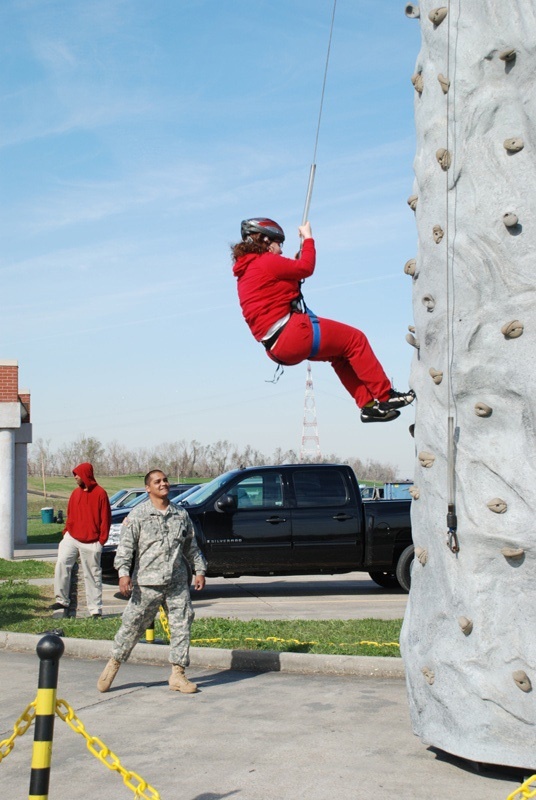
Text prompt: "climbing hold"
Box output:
[[408, 325, 416, 333], [501, 320, 524, 339], [503, 137, 524, 152], [487, 498, 507, 514], [436, 148, 452, 170], [419, 451, 435, 468], [503, 212, 519, 227], [421, 666, 435, 685], [429, 368, 443, 384], [499, 48, 516, 62], [437, 73, 450, 93], [409, 486, 420, 500], [407, 195, 418, 211], [411, 73, 424, 94], [422, 294, 435, 312], [404, 258, 417, 276], [458, 616, 473, 636], [433, 225, 444, 243], [474, 402, 492, 417], [415, 545, 427, 564], [512, 671, 532, 693], [409, 424, 415, 438], [406, 333, 420, 349], [428, 7, 447, 25], [404, 3, 420, 18], [501, 546, 525, 559]]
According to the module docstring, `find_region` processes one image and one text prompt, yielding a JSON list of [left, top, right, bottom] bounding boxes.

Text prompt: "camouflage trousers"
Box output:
[[111, 576, 195, 667]]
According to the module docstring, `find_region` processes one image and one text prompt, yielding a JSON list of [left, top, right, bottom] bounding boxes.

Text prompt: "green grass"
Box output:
[[0, 558, 55, 579], [0, 578, 402, 657]]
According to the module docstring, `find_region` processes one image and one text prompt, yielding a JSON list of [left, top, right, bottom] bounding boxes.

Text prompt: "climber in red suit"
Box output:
[[232, 217, 414, 423]]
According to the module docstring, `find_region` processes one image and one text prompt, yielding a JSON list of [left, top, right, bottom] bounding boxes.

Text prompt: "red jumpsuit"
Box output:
[[233, 238, 391, 409]]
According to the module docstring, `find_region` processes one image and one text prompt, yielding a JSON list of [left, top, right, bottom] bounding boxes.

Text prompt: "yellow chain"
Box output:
[[191, 635, 400, 649], [158, 606, 171, 642], [56, 698, 160, 799], [507, 775, 536, 800], [0, 698, 36, 762]]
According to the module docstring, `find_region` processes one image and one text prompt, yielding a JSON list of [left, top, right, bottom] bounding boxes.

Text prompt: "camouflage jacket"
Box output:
[[114, 500, 207, 585]]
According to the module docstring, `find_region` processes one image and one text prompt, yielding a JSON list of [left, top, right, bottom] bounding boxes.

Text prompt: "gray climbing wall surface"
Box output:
[[400, 1, 536, 769]]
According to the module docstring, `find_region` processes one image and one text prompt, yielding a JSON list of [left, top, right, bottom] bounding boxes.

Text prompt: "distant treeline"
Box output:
[[28, 435, 399, 483]]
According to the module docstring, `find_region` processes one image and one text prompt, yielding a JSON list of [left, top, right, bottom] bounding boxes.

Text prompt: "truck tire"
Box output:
[[395, 545, 414, 592], [368, 571, 399, 589]]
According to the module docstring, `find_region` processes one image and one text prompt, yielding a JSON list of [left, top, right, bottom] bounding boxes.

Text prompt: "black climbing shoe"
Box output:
[[360, 405, 401, 423], [378, 388, 415, 410], [49, 602, 69, 612]]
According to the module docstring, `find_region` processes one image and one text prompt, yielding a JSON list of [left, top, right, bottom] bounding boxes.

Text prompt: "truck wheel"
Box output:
[[368, 571, 399, 589], [395, 545, 414, 592]]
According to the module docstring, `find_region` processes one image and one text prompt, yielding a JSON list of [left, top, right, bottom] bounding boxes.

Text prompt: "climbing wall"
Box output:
[[400, 1, 536, 769]]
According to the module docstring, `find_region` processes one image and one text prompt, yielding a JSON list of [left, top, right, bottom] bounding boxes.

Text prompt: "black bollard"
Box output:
[[29, 634, 65, 800]]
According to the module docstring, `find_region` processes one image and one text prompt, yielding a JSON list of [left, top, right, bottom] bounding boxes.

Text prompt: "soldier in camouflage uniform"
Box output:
[[97, 469, 207, 694]]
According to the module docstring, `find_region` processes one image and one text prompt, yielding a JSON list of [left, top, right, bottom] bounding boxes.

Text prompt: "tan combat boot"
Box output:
[[169, 664, 197, 693], [97, 658, 121, 692]]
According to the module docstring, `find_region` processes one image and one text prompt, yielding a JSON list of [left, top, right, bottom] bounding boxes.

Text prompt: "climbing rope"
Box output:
[[444, 0, 460, 552]]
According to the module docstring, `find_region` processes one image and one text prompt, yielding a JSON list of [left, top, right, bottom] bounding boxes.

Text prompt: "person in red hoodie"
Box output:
[[50, 462, 111, 618], [232, 218, 415, 422]]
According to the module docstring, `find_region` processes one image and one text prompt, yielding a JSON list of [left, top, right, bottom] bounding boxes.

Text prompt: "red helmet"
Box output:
[[241, 218, 285, 243]]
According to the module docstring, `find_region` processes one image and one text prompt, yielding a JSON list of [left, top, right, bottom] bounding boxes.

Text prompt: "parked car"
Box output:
[[101, 483, 201, 574], [109, 488, 145, 509], [102, 465, 414, 590]]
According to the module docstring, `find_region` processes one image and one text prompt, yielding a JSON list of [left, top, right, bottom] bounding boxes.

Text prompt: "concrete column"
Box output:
[[0, 429, 15, 559]]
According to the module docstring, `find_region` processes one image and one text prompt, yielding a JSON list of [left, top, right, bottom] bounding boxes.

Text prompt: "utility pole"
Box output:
[[299, 361, 321, 461]]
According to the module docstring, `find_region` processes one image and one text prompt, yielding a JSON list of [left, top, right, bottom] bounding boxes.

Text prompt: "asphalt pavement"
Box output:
[[1, 543, 528, 798]]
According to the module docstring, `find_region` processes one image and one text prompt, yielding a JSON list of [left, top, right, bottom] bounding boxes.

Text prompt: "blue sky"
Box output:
[[1, 0, 421, 476]]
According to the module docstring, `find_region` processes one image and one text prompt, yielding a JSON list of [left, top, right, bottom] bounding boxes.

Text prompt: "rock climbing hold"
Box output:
[[503, 212, 519, 227], [501, 320, 524, 339], [512, 670, 532, 693], [436, 148, 452, 170], [503, 137, 524, 153], [421, 666, 435, 685], [415, 546, 427, 564], [428, 7, 447, 25], [433, 225, 444, 243], [404, 258, 417, 276], [458, 616, 473, 636], [406, 333, 420, 349], [422, 294, 435, 312], [409, 486, 420, 500], [429, 368, 443, 384], [419, 451, 435, 468], [474, 402, 492, 417], [409, 424, 415, 438], [437, 73, 450, 93], [499, 48, 516, 62], [407, 194, 418, 211], [501, 546, 525, 559], [487, 498, 507, 514], [404, 3, 420, 18], [411, 73, 424, 94]]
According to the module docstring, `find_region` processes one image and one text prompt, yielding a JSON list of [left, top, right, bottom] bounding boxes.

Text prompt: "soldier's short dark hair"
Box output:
[[144, 469, 167, 487]]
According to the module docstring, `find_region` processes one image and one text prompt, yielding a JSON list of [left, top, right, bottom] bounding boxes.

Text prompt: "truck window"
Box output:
[[293, 469, 349, 507], [228, 473, 284, 509]]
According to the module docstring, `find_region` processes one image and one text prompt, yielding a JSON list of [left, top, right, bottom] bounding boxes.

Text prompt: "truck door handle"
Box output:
[[332, 513, 353, 521], [266, 516, 287, 524]]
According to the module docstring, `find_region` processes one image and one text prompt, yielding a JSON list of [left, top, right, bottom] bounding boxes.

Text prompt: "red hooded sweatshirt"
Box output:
[[233, 238, 316, 340], [64, 462, 111, 546]]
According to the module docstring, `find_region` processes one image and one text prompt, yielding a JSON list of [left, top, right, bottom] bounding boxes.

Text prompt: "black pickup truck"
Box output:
[[176, 463, 413, 591]]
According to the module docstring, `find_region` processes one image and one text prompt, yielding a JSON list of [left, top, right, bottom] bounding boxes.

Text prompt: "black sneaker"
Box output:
[[49, 602, 69, 611], [379, 388, 415, 410], [360, 404, 401, 423]]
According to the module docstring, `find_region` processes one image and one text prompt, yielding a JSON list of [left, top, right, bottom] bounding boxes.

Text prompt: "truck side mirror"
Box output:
[[215, 494, 237, 513]]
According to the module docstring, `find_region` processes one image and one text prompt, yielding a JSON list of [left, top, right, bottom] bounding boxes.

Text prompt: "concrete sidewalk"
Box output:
[[0, 647, 525, 800]]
